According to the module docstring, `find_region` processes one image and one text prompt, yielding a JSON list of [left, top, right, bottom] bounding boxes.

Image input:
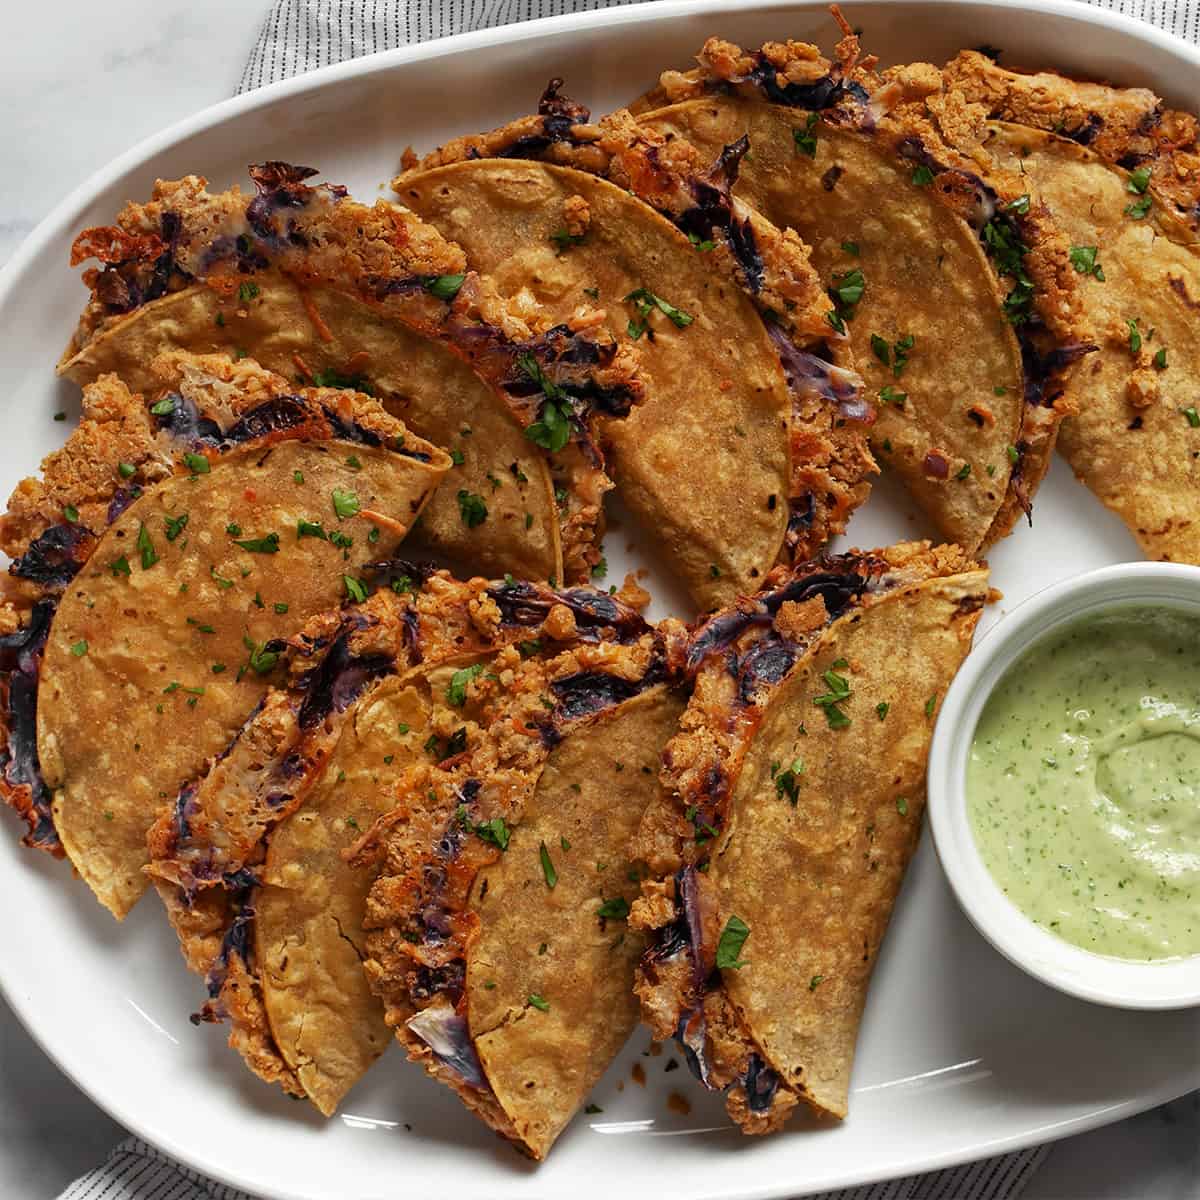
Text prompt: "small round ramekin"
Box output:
[[928, 562, 1200, 1010]]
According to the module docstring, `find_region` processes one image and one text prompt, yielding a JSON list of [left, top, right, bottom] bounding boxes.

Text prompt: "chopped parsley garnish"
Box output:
[[709, 564, 721, 579], [449, 448, 465, 466], [876, 701, 889, 721], [345, 454, 362, 471], [879, 385, 906, 407], [1006, 444, 1020, 464], [210, 566, 234, 590], [841, 240, 860, 256], [447, 663, 485, 706], [1184, 407, 1200, 428], [109, 556, 131, 577], [813, 666, 852, 728], [70, 639, 88, 657], [1154, 347, 1168, 369], [332, 488, 360, 520], [149, 397, 176, 416], [956, 463, 972, 480], [226, 522, 242, 536], [118, 462, 136, 479], [424, 273, 466, 301], [293, 470, 304, 484], [584, 1103, 603, 1114], [624, 287, 694, 341], [809, 974, 825, 990], [539, 841, 558, 889], [911, 164, 935, 186], [241, 636, 280, 676], [183, 452, 210, 475], [137, 523, 158, 570], [924, 693, 938, 718], [1128, 318, 1142, 355], [826, 308, 846, 334], [330, 529, 353, 549], [830, 267, 865, 307], [897, 797, 910, 816], [456, 489, 488, 528], [238, 281, 260, 302], [234, 532, 280, 554], [1128, 165, 1152, 194], [518, 352, 574, 453], [274, 602, 289, 614], [527, 993, 550, 1012], [549, 227, 584, 251], [63, 504, 79, 524], [1125, 194, 1152, 219], [1068, 245, 1104, 280], [591, 556, 607, 579], [772, 758, 804, 805], [298, 519, 327, 540], [518, 639, 542, 658], [792, 113, 820, 157], [596, 896, 630, 920], [870, 333, 890, 366], [687, 232, 716, 252], [716, 915, 750, 970], [343, 575, 369, 603], [445, 727, 468, 757], [187, 617, 216, 634], [475, 817, 511, 851], [982, 217, 1034, 325], [892, 333, 915, 375], [1007, 194, 1031, 214], [560, 835, 571, 851]]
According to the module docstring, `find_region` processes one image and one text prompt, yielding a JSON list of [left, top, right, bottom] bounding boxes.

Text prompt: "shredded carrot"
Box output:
[[301, 290, 334, 342], [345, 350, 371, 372], [292, 352, 313, 381], [360, 508, 408, 537]]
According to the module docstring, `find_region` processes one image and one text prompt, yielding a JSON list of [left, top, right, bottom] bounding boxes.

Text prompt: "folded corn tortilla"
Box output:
[[0, 352, 448, 918], [632, 542, 987, 1132]]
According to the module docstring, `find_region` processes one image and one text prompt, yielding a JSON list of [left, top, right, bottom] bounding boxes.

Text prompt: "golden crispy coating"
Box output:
[[945, 51, 1200, 232], [362, 620, 688, 1158], [635, 28, 1089, 554], [397, 86, 877, 607], [980, 122, 1200, 561], [3, 352, 447, 915], [144, 574, 663, 1115], [61, 166, 646, 582], [632, 542, 988, 1132]]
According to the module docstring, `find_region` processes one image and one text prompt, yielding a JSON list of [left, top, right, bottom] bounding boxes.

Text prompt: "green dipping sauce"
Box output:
[[967, 605, 1200, 962]]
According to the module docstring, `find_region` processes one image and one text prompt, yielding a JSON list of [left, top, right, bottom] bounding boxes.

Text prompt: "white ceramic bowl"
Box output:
[[929, 562, 1200, 1011]]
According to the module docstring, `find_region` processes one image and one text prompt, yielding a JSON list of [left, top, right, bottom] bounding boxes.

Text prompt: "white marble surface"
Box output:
[[0, 2, 1196, 1197]]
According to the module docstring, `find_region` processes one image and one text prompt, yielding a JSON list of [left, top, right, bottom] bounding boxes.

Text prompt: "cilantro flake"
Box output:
[[716, 915, 750, 970]]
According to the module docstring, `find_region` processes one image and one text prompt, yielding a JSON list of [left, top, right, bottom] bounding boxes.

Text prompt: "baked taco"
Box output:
[[0, 352, 449, 918], [396, 85, 875, 610], [60, 164, 644, 583], [144, 569, 659, 1116], [632, 17, 1089, 553], [945, 51, 1200, 561], [362, 610, 687, 1159], [631, 542, 988, 1133]]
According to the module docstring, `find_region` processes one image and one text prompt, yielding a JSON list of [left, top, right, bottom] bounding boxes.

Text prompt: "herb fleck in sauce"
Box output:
[[967, 607, 1200, 961]]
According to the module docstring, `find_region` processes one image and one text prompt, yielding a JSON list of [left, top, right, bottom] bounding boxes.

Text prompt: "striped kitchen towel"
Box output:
[[237, 0, 1200, 91], [58, 0, 1194, 1198], [60, 1134, 1049, 1200]]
